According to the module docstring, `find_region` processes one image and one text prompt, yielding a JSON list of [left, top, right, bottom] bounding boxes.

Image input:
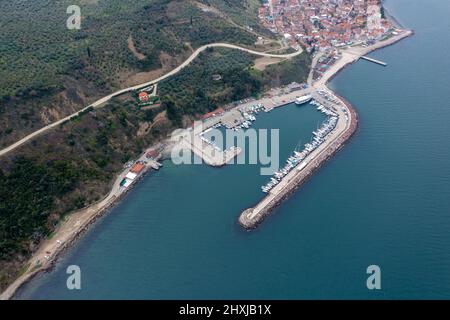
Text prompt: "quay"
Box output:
[[360, 55, 387, 66], [181, 134, 242, 167]]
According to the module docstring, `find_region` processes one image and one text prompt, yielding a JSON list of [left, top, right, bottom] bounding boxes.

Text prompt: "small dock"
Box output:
[[360, 56, 387, 66], [148, 160, 162, 170]]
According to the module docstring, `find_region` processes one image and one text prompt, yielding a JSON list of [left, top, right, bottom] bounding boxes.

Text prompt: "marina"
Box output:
[[169, 72, 359, 228], [171, 83, 314, 167], [239, 86, 358, 229], [167, 76, 361, 229], [261, 99, 338, 194]]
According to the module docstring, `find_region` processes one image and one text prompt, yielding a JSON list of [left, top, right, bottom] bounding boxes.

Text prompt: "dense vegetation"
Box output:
[[0, 158, 78, 259], [257, 54, 312, 88], [159, 48, 311, 123], [0, 0, 263, 147], [0, 97, 171, 289], [0, 0, 259, 100], [159, 48, 261, 119]]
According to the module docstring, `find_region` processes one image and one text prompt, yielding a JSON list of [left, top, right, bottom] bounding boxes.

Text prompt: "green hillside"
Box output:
[[0, 0, 265, 147]]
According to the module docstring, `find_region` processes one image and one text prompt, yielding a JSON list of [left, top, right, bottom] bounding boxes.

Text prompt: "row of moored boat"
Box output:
[[261, 99, 339, 193]]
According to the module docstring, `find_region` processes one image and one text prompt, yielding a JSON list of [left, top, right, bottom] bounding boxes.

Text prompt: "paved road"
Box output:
[[0, 43, 302, 158], [307, 52, 324, 86]]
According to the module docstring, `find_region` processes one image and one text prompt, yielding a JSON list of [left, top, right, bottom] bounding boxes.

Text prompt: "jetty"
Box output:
[[360, 55, 387, 66]]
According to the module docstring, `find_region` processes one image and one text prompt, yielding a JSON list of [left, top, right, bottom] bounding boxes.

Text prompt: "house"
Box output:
[[138, 91, 149, 102]]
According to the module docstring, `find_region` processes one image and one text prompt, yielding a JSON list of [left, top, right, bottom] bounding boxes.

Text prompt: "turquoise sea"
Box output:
[[15, 0, 450, 299]]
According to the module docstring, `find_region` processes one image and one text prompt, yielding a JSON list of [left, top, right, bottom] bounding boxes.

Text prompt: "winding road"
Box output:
[[0, 43, 302, 158]]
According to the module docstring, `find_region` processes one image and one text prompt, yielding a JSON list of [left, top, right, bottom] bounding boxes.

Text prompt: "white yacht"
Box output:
[[295, 95, 312, 105]]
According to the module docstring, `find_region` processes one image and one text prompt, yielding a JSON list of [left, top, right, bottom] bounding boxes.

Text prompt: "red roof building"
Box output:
[[138, 92, 149, 102], [130, 163, 145, 174]]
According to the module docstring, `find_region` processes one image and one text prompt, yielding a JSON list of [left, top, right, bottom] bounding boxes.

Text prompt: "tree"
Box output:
[[163, 97, 182, 127]]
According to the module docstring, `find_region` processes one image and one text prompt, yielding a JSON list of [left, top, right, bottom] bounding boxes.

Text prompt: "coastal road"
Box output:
[[0, 43, 302, 159], [0, 148, 158, 300], [307, 52, 324, 86]]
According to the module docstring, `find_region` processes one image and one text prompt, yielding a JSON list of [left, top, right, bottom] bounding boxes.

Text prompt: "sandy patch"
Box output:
[[253, 56, 285, 71], [122, 52, 179, 87]]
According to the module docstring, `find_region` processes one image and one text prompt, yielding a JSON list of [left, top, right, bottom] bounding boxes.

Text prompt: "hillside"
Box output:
[[0, 0, 266, 148]]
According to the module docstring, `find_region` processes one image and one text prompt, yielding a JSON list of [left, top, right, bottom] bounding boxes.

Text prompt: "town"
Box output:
[[258, 0, 394, 52]]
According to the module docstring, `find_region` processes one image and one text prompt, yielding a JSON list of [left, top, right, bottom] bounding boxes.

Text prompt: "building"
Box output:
[[126, 172, 137, 180], [146, 149, 159, 159], [202, 107, 225, 120], [139, 92, 149, 102], [130, 163, 145, 174]]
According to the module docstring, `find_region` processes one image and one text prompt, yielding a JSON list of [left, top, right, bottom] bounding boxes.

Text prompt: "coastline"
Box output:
[[0, 29, 413, 300], [0, 155, 159, 300]]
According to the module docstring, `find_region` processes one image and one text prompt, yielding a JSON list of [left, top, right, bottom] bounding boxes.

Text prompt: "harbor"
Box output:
[[260, 96, 337, 194], [166, 72, 359, 230], [239, 87, 358, 229], [237, 29, 414, 229], [10, 0, 450, 300], [170, 82, 314, 167]]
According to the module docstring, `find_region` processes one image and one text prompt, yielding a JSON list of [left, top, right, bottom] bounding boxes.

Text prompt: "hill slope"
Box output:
[[0, 0, 265, 147]]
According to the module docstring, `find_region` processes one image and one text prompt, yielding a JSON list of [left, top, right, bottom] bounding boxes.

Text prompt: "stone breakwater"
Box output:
[[239, 93, 358, 230]]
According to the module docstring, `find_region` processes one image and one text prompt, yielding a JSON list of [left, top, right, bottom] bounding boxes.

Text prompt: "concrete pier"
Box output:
[[180, 136, 242, 167], [360, 55, 387, 66]]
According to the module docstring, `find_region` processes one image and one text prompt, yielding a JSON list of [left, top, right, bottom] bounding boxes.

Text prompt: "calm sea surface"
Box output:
[[16, 0, 450, 299]]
